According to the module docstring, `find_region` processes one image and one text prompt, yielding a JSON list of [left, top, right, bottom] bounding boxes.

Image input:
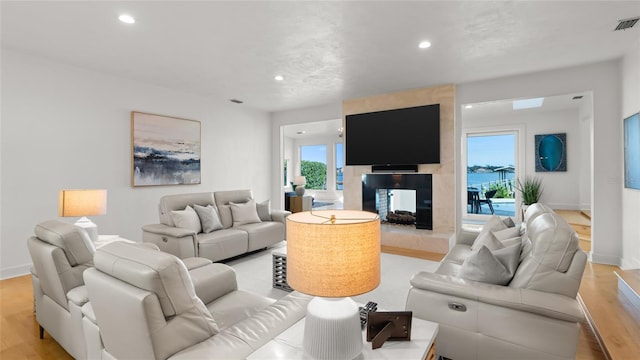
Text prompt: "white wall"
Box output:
[[1, 50, 273, 279], [463, 107, 588, 210], [621, 43, 640, 270], [270, 103, 341, 209], [456, 60, 622, 265]]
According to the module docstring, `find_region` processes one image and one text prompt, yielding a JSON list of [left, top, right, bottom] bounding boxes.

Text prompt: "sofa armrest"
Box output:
[[271, 209, 291, 224], [67, 285, 90, 307], [142, 223, 197, 238], [409, 271, 584, 322], [189, 263, 238, 304]]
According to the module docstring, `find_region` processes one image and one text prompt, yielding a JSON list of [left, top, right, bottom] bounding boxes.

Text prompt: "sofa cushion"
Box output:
[[472, 230, 505, 252], [459, 242, 522, 285], [509, 212, 583, 297], [230, 199, 262, 226], [171, 206, 202, 233], [194, 204, 224, 233], [256, 200, 272, 221], [159, 192, 215, 226]]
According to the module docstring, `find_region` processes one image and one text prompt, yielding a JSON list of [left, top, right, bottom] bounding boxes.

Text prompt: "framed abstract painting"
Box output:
[[624, 112, 640, 190], [131, 111, 201, 187], [535, 133, 567, 172]]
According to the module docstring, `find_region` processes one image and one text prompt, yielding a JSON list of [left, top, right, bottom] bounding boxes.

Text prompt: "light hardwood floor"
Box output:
[[2, 258, 609, 359]]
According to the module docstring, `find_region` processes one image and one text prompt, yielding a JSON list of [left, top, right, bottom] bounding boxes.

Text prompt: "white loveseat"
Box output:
[[406, 203, 587, 360], [142, 190, 289, 262]]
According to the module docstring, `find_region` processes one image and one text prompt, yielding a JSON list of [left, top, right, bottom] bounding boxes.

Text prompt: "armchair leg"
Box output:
[[39, 325, 44, 339]]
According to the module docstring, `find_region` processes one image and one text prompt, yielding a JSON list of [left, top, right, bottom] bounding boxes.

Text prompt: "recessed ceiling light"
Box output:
[[418, 41, 431, 49], [118, 14, 135, 24], [274, 75, 284, 81], [465, 105, 473, 109]]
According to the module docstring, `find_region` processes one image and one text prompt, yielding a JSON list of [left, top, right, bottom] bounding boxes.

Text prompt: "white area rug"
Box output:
[[224, 241, 439, 311]]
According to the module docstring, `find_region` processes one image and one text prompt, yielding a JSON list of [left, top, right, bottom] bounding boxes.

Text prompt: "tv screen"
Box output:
[[345, 104, 440, 166]]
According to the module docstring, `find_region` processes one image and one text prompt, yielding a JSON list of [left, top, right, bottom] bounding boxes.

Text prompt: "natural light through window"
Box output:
[[466, 133, 516, 217], [336, 143, 343, 190], [300, 145, 327, 190]]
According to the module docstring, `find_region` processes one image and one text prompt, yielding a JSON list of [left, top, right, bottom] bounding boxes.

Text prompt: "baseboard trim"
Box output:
[[1, 263, 31, 280], [590, 253, 621, 266]]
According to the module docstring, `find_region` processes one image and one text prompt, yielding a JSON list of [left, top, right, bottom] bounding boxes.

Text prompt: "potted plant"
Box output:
[[516, 176, 544, 206]]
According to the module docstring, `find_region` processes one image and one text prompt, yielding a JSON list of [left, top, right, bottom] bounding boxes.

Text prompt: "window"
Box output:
[[465, 133, 516, 217], [336, 143, 343, 190], [300, 145, 327, 190]]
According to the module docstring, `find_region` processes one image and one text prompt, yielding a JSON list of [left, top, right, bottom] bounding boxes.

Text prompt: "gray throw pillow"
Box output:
[[459, 242, 522, 285], [492, 226, 521, 241], [193, 204, 224, 233], [230, 199, 262, 226], [471, 231, 505, 251], [502, 216, 516, 228], [472, 215, 508, 250], [170, 206, 202, 233], [256, 200, 272, 221]]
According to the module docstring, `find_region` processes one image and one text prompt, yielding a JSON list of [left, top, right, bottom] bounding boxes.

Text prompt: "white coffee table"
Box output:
[[248, 313, 438, 359]]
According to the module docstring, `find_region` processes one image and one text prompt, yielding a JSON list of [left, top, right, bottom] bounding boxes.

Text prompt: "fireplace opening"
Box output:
[[362, 174, 432, 230], [377, 189, 417, 225]]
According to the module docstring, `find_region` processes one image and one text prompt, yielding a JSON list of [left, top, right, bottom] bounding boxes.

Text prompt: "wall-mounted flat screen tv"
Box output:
[[345, 104, 440, 166]]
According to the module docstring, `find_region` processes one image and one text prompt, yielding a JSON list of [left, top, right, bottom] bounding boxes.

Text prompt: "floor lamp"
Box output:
[[286, 210, 380, 360], [59, 189, 107, 242]]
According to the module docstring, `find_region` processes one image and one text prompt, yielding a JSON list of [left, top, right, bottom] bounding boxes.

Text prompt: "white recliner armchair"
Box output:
[[84, 241, 311, 359], [28, 219, 96, 359], [406, 204, 587, 360]]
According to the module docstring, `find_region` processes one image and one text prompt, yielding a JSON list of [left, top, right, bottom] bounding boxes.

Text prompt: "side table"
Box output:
[[272, 247, 292, 291], [247, 313, 438, 359]]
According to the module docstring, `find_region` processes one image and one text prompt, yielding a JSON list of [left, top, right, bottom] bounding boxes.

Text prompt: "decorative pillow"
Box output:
[[492, 226, 521, 241], [459, 242, 522, 285], [193, 204, 224, 233], [256, 200, 272, 221], [170, 206, 202, 233], [230, 199, 262, 226], [472, 215, 508, 250], [471, 231, 505, 251], [502, 216, 516, 228]]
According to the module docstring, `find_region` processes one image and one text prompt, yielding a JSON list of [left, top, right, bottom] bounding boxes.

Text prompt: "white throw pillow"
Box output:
[[459, 242, 522, 285], [193, 204, 224, 233], [170, 206, 202, 233], [230, 199, 262, 226], [256, 200, 272, 221]]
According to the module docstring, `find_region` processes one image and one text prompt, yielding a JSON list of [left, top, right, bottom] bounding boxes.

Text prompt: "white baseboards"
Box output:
[[1, 263, 31, 280], [591, 253, 621, 266], [620, 256, 640, 270]]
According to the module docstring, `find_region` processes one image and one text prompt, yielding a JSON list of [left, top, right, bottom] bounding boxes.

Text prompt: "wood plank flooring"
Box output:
[[0, 246, 622, 360]]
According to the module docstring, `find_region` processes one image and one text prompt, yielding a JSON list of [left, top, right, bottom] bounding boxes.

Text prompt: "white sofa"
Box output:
[[83, 241, 311, 359], [406, 203, 587, 360], [142, 190, 289, 262]]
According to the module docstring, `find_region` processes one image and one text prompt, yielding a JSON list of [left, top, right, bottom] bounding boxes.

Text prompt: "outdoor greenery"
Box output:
[[516, 176, 544, 205], [489, 183, 512, 198], [301, 160, 327, 190]]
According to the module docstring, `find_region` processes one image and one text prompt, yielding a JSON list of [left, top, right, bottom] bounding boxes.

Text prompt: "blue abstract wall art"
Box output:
[[624, 112, 640, 190], [131, 112, 201, 187], [535, 133, 567, 172]]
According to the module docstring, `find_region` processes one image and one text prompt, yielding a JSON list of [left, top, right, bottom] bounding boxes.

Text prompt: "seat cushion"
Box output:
[[206, 290, 275, 330], [197, 229, 249, 262], [235, 221, 285, 251]]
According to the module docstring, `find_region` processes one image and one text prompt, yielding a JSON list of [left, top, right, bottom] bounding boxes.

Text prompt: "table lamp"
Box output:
[[294, 176, 307, 196], [59, 189, 107, 242], [287, 210, 380, 360]]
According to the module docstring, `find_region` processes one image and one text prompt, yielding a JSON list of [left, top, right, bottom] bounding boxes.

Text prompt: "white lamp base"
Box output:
[[303, 297, 362, 360], [74, 216, 99, 242]]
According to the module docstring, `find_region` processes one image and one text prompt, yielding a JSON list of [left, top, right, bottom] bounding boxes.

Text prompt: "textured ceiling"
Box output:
[[2, 1, 639, 112]]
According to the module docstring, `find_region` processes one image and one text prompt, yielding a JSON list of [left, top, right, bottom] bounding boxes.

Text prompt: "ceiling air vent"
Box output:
[[615, 16, 639, 31]]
